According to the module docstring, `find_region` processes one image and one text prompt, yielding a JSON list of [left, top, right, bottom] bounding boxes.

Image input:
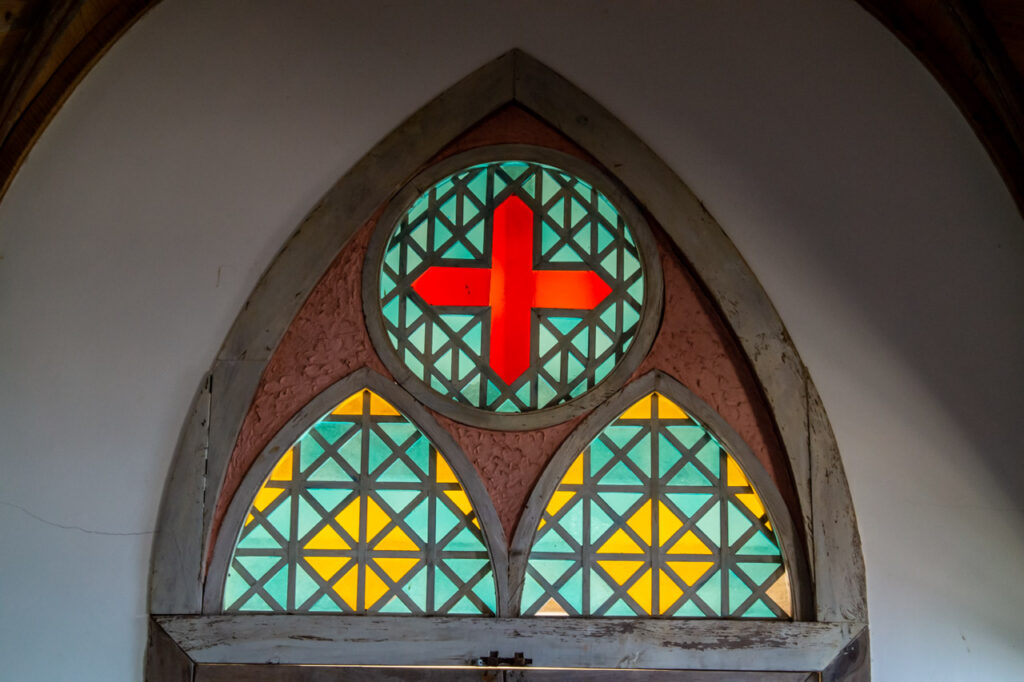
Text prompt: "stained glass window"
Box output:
[[374, 159, 650, 415], [521, 392, 791, 618], [223, 389, 496, 615]]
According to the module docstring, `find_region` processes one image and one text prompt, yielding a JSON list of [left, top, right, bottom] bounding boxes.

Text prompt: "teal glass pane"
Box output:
[[521, 392, 792, 619], [224, 389, 496, 616], [377, 160, 648, 413]]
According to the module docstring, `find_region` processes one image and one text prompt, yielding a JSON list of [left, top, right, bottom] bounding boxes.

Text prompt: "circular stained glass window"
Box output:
[[364, 148, 662, 429]]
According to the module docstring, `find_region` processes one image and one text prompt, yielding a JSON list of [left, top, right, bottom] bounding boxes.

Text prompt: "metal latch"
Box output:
[[474, 650, 533, 667]]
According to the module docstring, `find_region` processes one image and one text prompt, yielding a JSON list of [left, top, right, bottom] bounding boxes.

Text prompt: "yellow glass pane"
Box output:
[[332, 563, 358, 609], [365, 497, 391, 541], [659, 569, 683, 613], [306, 556, 349, 581], [626, 499, 653, 545], [245, 513, 254, 527], [597, 528, 644, 554], [375, 526, 418, 552], [444, 489, 474, 517], [597, 559, 645, 586], [726, 456, 749, 487], [331, 391, 364, 416], [655, 393, 688, 419], [269, 449, 293, 481], [435, 455, 458, 483], [364, 566, 390, 608], [562, 453, 584, 485], [252, 486, 283, 514], [667, 560, 713, 587], [537, 597, 569, 616], [369, 391, 400, 416], [766, 572, 792, 616], [619, 394, 652, 420], [374, 557, 418, 582], [545, 490, 575, 517], [305, 524, 350, 551], [658, 501, 683, 545], [667, 530, 712, 555], [736, 492, 766, 520], [627, 567, 653, 614], [336, 497, 361, 538]]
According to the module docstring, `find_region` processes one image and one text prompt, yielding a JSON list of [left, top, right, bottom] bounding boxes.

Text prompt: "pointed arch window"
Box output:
[[148, 51, 867, 681], [222, 387, 497, 615], [518, 388, 792, 619]]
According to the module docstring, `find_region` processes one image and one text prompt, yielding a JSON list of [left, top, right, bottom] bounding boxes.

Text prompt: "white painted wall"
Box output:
[[1, 1, 1021, 679]]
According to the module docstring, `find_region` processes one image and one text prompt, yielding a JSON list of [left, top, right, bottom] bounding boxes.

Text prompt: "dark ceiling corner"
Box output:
[[0, 0, 158, 202], [0, 2, 1019, 218], [856, 0, 1024, 218]]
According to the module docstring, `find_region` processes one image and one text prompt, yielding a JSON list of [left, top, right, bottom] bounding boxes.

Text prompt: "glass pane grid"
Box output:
[[379, 160, 646, 413], [522, 392, 791, 619], [224, 389, 496, 615]]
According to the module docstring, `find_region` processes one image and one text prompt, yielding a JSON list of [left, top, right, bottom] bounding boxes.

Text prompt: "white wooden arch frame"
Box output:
[[147, 51, 868, 681]]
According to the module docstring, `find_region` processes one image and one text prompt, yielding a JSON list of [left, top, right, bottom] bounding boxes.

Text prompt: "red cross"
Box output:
[[411, 195, 612, 385]]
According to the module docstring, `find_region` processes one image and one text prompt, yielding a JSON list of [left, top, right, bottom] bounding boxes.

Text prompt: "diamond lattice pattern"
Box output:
[[521, 392, 792, 618], [223, 389, 496, 614], [378, 160, 645, 413]]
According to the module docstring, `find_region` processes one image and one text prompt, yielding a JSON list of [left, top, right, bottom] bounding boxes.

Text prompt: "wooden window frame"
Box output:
[[146, 51, 868, 681]]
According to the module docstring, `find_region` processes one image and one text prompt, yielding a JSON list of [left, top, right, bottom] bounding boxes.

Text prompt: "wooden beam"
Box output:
[[156, 614, 865, 673]]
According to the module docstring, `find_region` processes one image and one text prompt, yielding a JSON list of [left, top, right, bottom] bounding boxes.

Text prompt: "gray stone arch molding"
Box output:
[[148, 50, 868, 679], [203, 367, 510, 614]]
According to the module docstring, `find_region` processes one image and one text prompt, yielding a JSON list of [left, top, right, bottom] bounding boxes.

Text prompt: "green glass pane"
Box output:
[[694, 502, 722, 544], [727, 502, 754, 546], [737, 530, 780, 556], [240, 593, 273, 612], [446, 526, 486, 552], [377, 459, 418, 483], [296, 497, 321, 539], [530, 559, 576, 583], [665, 493, 712, 520], [379, 596, 412, 614], [532, 526, 574, 553], [223, 567, 251, 606], [603, 424, 642, 450], [472, 572, 497, 613], [605, 599, 637, 616], [403, 567, 428, 610], [597, 492, 643, 518], [310, 593, 342, 612], [238, 523, 282, 549], [433, 570, 459, 608], [600, 460, 643, 486], [669, 462, 712, 487], [307, 488, 349, 513], [589, 568, 616, 609], [294, 565, 320, 605], [265, 501, 291, 536], [696, 570, 722, 617], [236, 555, 281, 582], [737, 561, 780, 585], [740, 599, 777, 618], [521, 572, 546, 612], [315, 421, 352, 447], [307, 457, 349, 483], [728, 570, 752, 614], [448, 595, 481, 614], [559, 567, 584, 613]]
